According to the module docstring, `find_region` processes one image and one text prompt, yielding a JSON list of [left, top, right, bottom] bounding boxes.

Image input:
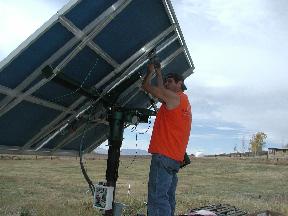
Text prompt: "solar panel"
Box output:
[[0, 0, 194, 156]]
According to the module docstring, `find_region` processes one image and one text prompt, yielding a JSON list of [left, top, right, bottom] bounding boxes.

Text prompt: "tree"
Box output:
[[249, 132, 267, 155], [241, 136, 246, 153], [233, 143, 238, 153]]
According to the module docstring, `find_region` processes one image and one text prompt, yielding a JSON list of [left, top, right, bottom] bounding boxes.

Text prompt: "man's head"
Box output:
[[164, 73, 187, 92]]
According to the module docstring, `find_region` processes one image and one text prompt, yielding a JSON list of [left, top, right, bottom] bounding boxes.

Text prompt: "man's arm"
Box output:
[[142, 64, 179, 109], [155, 66, 164, 89]]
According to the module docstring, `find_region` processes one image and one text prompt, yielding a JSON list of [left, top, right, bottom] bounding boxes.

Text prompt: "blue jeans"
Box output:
[[147, 154, 180, 216]]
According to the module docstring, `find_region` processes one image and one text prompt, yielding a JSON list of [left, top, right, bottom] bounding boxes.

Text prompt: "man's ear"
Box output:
[[177, 81, 183, 89]]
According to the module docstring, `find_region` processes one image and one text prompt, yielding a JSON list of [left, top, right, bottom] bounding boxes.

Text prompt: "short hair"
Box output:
[[165, 73, 187, 91]]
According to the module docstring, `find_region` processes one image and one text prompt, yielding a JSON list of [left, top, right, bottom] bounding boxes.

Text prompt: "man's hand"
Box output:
[[155, 67, 161, 75], [147, 63, 156, 74], [154, 60, 161, 70], [148, 62, 161, 73], [143, 63, 163, 91]]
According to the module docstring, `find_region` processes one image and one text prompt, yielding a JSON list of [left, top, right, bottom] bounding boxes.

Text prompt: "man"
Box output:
[[142, 63, 192, 216]]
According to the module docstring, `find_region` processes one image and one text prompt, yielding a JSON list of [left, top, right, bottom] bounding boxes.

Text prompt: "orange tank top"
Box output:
[[148, 92, 192, 161]]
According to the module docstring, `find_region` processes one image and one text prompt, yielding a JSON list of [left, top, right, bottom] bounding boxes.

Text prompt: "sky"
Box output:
[[0, 0, 287, 155]]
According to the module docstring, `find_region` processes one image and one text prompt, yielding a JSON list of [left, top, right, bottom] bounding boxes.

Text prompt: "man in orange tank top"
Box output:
[[142, 63, 192, 216]]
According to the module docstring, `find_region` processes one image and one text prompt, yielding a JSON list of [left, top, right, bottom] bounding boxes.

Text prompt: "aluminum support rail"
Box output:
[[0, 84, 74, 113], [59, 16, 119, 68]]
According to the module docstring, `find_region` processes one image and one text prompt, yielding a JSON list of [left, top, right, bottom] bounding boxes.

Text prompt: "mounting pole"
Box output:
[[105, 109, 125, 216]]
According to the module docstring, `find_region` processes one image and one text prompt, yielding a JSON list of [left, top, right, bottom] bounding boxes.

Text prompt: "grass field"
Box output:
[[0, 155, 287, 216]]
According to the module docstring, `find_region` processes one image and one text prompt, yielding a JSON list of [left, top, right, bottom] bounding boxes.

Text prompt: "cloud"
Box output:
[[188, 80, 288, 145], [186, 43, 288, 90], [215, 126, 237, 131], [173, 0, 288, 47], [190, 133, 218, 139]]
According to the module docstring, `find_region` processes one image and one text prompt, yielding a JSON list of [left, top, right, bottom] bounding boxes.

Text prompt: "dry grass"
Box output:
[[0, 155, 287, 215]]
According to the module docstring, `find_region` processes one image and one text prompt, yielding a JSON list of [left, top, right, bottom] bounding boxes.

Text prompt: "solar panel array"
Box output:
[[0, 0, 194, 156]]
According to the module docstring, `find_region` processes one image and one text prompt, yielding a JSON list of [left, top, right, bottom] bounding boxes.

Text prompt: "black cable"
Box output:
[[123, 118, 152, 169], [79, 122, 95, 196]]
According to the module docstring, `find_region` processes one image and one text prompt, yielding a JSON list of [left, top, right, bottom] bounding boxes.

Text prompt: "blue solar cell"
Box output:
[[94, 0, 171, 63], [125, 91, 152, 109], [62, 124, 109, 151], [65, 0, 118, 30], [162, 53, 190, 75], [63, 47, 114, 88], [0, 101, 60, 147], [0, 93, 5, 101], [158, 40, 182, 62], [32, 80, 82, 107]]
